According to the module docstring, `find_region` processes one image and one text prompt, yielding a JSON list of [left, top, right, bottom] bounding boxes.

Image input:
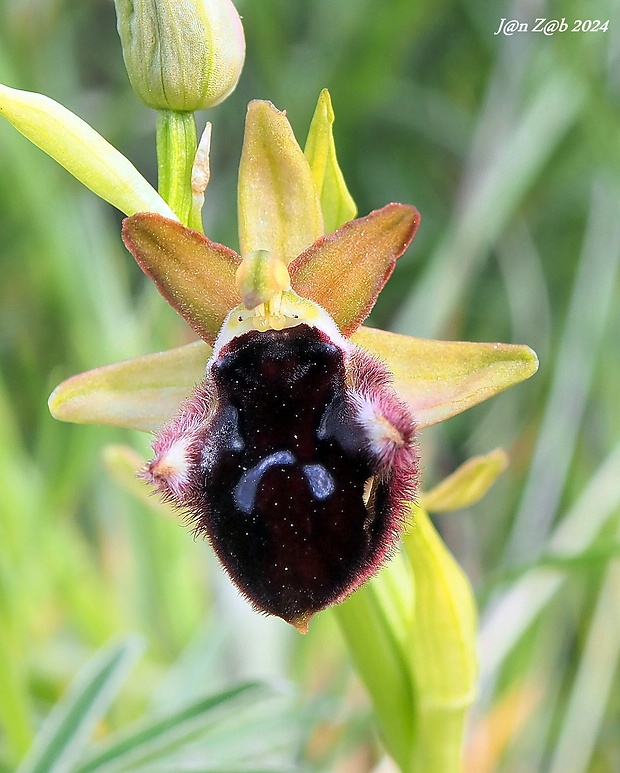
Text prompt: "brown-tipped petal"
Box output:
[[122, 213, 241, 345], [289, 204, 419, 336], [352, 327, 539, 429], [238, 100, 324, 263], [48, 341, 211, 432]]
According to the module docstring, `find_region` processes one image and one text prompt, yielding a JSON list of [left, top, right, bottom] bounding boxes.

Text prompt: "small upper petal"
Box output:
[[122, 213, 241, 345], [289, 204, 419, 336]]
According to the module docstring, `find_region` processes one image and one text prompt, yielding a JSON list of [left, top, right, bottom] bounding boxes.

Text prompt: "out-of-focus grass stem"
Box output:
[[479, 441, 620, 690], [393, 68, 583, 340], [547, 522, 620, 773], [503, 180, 620, 560]]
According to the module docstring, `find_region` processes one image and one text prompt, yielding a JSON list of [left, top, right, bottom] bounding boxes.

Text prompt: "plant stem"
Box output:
[[156, 110, 198, 226]]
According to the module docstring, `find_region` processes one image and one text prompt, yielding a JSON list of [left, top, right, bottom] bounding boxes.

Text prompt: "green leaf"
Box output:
[[421, 448, 509, 513], [0, 84, 175, 218], [403, 506, 478, 773], [122, 213, 241, 345], [289, 204, 419, 336], [334, 559, 416, 773], [49, 340, 211, 432], [352, 327, 539, 428], [304, 89, 357, 233], [238, 100, 324, 263], [71, 683, 267, 773], [16, 638, 143, 773]]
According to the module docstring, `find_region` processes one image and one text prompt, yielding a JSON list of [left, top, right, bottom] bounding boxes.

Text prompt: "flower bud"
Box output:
[[114, 0, 245, 111]]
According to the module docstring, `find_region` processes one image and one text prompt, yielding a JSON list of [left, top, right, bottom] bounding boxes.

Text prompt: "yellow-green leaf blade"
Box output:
[[352, 327, 539, 428], [334, 579, 415, 773], [122, 213, 241, 345], [304, 88, 357, 234], [404, 505, 478, 772], [0, 84, 175, 218], [422, 448, 509, 513], [48, 341, 211, 432], [238, 100, 324, 263], [290, 204, 419, 335]]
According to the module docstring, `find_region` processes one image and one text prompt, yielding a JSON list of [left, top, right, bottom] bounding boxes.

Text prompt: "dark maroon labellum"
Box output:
[[147, 323, 417, 629]]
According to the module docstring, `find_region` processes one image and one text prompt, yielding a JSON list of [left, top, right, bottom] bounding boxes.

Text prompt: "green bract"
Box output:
[[113, 0, 245, 111], [0, 84, 175, 218]]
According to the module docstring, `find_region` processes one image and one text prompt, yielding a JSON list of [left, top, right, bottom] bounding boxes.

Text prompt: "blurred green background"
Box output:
[[1, 0, 620, 770]]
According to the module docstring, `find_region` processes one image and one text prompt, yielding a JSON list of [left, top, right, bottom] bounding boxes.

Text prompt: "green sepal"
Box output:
[[352, 327, 539, 428], [304, 89, 357, 233], [48, 341, 211, 432], [238, 100, 324, 263]]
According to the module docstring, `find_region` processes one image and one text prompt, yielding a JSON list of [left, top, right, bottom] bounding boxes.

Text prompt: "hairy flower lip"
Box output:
[[145, 321, 419, 626]]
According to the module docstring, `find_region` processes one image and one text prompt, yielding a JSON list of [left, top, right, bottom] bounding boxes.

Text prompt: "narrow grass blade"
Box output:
[[72, 683, 267, 773], [394, 69, 584, 339], [16, 638, 143, 773], [479, 442, 620, 688], [547, 526, 620, 773], [504, 180, 620, 560]]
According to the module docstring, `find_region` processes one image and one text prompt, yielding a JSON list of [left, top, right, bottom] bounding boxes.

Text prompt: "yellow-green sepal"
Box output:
[[304, 89, 357, 234], [352, 327, 539, 428], [238, 100, 324, 264], [48, 341, 211, 432]]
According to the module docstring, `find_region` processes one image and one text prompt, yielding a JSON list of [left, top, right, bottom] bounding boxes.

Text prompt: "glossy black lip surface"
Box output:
[[199, 325, 392, 622]]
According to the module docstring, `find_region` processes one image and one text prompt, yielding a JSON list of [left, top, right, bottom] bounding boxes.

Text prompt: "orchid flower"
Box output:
[[0, 79, 538, 772]]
